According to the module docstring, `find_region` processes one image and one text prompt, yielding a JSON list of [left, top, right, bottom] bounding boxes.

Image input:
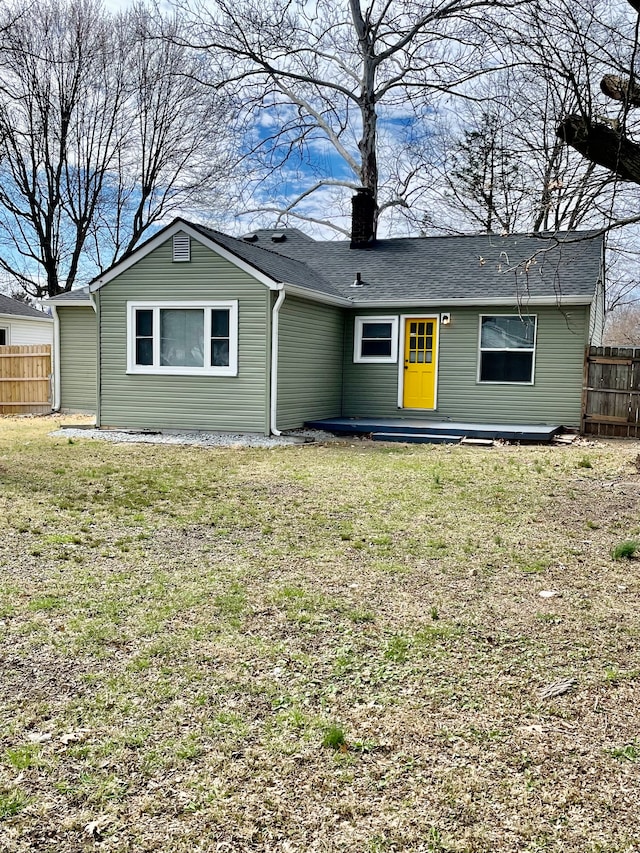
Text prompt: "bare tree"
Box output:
[[172, 0, 522, 237], [426, 0, 635, 237], [426, 108, 529, 234], [604, 302, 640, 343], [0, 0, 230, 298], [555, 0, 640, 207]]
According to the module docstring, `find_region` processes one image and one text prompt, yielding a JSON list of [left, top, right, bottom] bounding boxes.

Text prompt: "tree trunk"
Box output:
[[350, 0, 379, 234]]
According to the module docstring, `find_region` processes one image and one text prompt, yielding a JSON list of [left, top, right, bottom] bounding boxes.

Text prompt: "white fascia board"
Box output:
[[349, 295, 594, 308], [283, 283, 351, 307], [45, 299, 93, 307], [89, 221, 282, 292]]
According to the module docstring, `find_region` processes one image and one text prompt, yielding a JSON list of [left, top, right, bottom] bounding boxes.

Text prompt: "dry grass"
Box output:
[[1, 416, 640, 852]]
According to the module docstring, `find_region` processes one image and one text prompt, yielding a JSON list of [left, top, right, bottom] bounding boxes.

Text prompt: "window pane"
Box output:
[[481, 351, 533, 382], [136, 338, 153, 365], [211, 339, 230, 367], [160, 309, 204, 367], [211, 309, 230, 337], [136, 310, 153, 337], [0, 329, 6, 345], [481, 316, 535, 349], [361, 339, 392, 357], [362, 322, 391, 339]]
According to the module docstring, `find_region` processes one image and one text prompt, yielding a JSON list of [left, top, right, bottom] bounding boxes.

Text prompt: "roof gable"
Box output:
[[88, 220, 345, 302]]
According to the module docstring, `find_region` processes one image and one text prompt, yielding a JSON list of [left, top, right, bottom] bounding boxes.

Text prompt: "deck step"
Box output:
[[371, 432, 462, 444]]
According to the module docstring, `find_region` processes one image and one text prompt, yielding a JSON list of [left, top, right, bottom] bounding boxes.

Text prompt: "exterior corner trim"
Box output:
[[51, 306, 61, 411], [89, 292, 100, 425]]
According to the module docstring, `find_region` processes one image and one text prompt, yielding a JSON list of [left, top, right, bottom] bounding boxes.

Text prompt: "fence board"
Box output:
[[0, 345, 52, 415], [583, 346, 640, 437]]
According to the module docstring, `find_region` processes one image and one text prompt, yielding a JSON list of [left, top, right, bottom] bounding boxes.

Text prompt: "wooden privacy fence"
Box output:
[[583, 346, 640, 437], [0, 345, 52, 415]]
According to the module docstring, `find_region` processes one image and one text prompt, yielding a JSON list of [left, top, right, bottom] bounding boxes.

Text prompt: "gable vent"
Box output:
[[172, 233, 191, 262]]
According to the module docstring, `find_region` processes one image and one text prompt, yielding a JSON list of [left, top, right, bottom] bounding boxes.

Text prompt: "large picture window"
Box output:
[[354, 316, 399, 363], [127, 301, 238, 376], [479, 315, 536, 383]]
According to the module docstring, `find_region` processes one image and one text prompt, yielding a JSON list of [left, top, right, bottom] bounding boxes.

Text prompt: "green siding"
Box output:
[[276, 296, 344, 430], [343, 305, 591, 427], [97, 236, 270, 432], [58, 306, 97, 413]]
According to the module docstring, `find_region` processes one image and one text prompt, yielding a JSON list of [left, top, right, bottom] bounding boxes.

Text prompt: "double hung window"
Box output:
[[128, 301, 238, 376], [479, 315, 536, 383], [353, 316, 399, 363]]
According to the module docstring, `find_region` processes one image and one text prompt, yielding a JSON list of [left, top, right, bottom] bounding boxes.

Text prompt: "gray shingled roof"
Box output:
[[46, 286, 91, 304], [190, 224, 343, 300], [238, 230, 603, 303], [0, 293, 53, 319], [71, 219, 604, 306]]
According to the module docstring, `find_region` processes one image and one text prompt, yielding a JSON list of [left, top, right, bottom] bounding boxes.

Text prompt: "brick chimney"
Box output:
[[350, 187, 377, 248]]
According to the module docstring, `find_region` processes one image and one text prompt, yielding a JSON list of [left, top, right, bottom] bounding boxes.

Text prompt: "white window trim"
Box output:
[[0, 325, 9, 346], [353, 315, 399, 363], [477, 313, 537, 385], [127, 300, 238, 376]]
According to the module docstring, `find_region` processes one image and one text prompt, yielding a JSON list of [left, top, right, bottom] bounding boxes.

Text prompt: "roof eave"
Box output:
[[283, 283, 351, 307], [44, 298, 92, 307], [348, 294, 595, 308], [0, 311, 54, 321]]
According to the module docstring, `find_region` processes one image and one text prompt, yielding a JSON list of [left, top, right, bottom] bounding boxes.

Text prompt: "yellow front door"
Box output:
[[403, 318, 438, 409]]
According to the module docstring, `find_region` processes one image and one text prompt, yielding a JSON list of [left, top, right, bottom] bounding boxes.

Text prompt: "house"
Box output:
[[0, 293, 54, 347], [47, 195, 605, 435]]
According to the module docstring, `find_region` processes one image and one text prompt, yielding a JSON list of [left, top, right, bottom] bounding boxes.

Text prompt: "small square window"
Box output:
[[354, 316, 399, 363]]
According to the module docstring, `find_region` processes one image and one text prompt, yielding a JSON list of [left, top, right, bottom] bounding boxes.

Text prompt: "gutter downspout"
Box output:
[[89, 292, 99, 426], [51, 306, 61, 411], [270, 286, 286, 436]]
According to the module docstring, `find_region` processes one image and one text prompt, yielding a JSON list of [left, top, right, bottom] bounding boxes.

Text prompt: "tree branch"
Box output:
[[556, 114, 640, 183]]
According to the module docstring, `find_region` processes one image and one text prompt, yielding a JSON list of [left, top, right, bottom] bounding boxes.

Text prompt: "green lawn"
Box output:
[[1, 417, 639, 852]]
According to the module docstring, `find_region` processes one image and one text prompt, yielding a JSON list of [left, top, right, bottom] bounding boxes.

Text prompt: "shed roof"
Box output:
[[46, 286, 91, 305]]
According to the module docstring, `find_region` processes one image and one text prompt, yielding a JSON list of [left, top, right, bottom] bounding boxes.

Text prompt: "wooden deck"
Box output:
[[304, 417, 562, 444]]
